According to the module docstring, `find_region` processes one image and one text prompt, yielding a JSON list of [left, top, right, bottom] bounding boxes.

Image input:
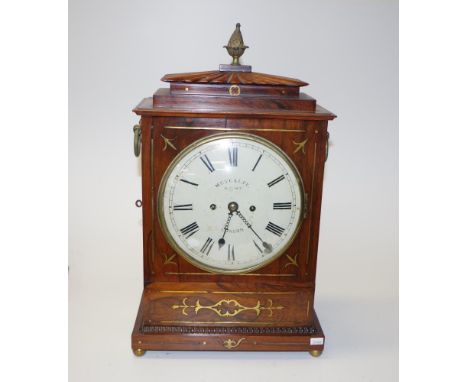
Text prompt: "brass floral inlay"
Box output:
[[161, 134, 177, 151], [284, 253, 299, 269], [172, 298, 284, 318], [223, 338, 245, 349], [162, 253, 177, 266], [292, 138, 308, 154]]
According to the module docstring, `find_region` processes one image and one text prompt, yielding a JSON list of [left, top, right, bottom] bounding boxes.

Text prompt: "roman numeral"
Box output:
[[200, 154, 215, 173], [252, 154, 262, 171], [228, 244, 235, 261], [265, 221, 285, 237], [180, 222, 199, 238], [267, 175, 285, 187], [273, 202, 292, 210], [253, 240, 263, 254], [180, 179, 198, 187], [228, 147, 238, 167], [200, 237, 214, 255], [173, 204, 193, 211]]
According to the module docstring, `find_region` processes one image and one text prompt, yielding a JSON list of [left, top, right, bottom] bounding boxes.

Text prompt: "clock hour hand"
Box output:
[[218, 212, 233, 249], [235, 210, 272, 254]]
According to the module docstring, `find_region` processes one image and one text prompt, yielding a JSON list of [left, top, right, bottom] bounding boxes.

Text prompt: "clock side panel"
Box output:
[[145, 116, 328, 285], [139, 116, 154, 285]]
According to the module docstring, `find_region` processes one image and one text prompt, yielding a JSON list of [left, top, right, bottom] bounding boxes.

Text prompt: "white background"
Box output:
[[8, 0, 468, 382], [6, 1, 468, 381], [68, 0, 398, 381], [6, 1, 468, 382]]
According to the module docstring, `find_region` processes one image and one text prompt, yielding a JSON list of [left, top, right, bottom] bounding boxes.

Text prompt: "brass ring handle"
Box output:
[[133, 124, 142, 157], [325, 132, 330, 162]]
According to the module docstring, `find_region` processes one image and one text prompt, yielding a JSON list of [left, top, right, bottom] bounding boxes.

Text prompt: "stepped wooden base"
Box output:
[[131, 287, 325, 355]]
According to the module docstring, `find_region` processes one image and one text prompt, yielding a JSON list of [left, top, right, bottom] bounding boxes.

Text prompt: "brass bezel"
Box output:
[[157, 132, 305, 274]]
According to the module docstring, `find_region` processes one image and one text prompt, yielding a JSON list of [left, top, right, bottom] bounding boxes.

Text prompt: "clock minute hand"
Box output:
[[235, 210, 272, 254]]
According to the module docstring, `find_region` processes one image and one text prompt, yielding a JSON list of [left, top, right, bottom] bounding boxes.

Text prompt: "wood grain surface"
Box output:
[[131, 70, 335, 353]]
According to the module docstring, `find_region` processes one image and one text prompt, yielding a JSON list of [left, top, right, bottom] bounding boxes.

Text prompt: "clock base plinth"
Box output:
[[131, 286, 325, 354]]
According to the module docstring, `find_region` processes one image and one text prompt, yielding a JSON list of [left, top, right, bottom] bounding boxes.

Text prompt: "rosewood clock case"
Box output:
[[131, 67, 336, 356]]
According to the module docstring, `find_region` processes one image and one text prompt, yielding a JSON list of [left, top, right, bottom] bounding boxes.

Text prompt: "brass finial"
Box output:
[[224, 23, 249, 65]]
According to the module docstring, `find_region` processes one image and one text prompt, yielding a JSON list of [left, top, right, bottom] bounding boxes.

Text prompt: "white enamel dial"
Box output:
[[158, 133, 304, 274]]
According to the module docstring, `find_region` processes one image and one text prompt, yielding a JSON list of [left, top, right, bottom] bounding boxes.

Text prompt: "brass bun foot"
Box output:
[[133, 348, 146, 357], [309, 350, 323, 357]]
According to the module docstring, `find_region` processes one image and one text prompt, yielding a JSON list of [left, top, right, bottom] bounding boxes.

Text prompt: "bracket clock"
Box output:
[[131, 24, 336, 357]]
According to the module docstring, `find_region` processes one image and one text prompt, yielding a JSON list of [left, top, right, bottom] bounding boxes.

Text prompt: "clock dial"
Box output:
[[158, 133, 304, 274]]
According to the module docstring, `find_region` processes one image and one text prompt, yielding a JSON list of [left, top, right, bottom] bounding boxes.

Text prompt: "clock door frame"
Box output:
[[139, 115, 329, 286]]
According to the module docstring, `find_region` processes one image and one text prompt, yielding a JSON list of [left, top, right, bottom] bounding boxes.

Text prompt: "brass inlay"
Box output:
[[162, 253, 177, 266], [165, 272, 296, 277], [139, 340, 207, 346], [161, 134, 177, 151], [284, 253, 299, 269], [293, 138, 308, 154], [157, 290, 295, 295], [150, 124, 156, 276], [164, 126, 306, 133], [159, 320, 279, 325], [306, 300, 310, 317], [212, 291, 295, 295], [158, 290, 209, 294], [254, 341, 307, 346], [306, 141, 318, 267], [149, 231, 155, 275], [172, 298, 284, 318], [228, 85, 241, 96], [223, 338, 245, 350]]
